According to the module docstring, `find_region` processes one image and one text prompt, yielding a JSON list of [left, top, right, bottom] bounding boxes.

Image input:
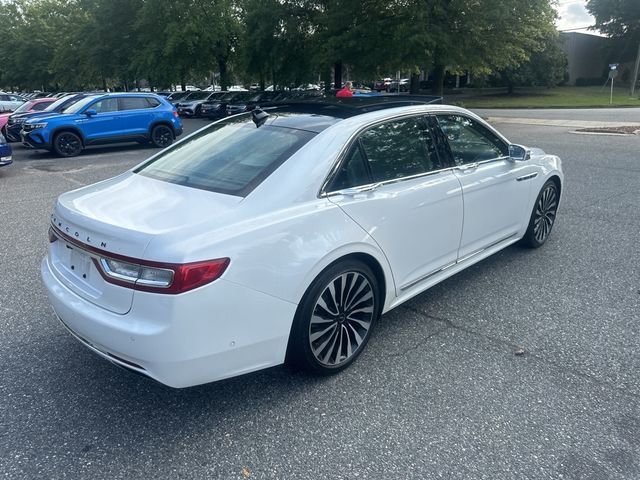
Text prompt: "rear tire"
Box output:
[[150, 125, 174, 148], [53, 131, 83, 157], [287, 259, 381, 375], [521, 180, 559, 248]]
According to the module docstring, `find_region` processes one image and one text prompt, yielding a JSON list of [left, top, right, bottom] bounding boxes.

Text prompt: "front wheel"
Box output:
[[521, 180, 559, 248], [53, 131, 83, 157], [287, 260, 381, 375], [150, 125, 174, 148]]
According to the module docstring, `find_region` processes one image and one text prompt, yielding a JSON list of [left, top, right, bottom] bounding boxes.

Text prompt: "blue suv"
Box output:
[[21, 93, 183, 157]]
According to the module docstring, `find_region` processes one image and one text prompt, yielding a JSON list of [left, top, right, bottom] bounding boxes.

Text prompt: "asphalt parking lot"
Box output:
[[1, 113, 639, 479]]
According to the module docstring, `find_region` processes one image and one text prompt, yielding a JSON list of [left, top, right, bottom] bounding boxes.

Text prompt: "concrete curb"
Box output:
[[484, 116, 640, 129]]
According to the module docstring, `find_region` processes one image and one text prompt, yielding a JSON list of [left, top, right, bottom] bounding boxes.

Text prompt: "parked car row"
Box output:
[[1, 92, 182, 158], [172, 89, 325, 119]]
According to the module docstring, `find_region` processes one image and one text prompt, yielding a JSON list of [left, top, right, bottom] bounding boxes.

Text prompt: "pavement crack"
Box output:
[[400, 305, 640, 400], [385, 325, 450, 358]]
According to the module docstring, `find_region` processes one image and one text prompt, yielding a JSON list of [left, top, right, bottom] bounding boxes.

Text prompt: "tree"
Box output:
[[587, 0, 640, 93], [587, 0, 640, 42], [499, 31, 568, 94], [413, 0, 558, 95]]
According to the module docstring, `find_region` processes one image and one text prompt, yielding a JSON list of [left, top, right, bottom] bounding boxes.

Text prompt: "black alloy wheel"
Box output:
[[521, 180, 559, 248], [150, 125, 174, 148], [53, 131, 82, 157], [287, 259, 381, 374]]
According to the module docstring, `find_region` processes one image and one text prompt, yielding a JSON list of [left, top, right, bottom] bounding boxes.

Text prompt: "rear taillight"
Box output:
[[49, 224, 228, 294], [172, 110, 179, 118], [94, 256, 230, 294]]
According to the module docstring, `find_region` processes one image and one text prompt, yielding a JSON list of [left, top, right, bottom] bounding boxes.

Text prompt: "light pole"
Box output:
[[631, 42, 640, 98]]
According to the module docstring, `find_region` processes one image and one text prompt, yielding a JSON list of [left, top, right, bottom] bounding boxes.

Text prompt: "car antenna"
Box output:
[[252, 107, 269, 127]]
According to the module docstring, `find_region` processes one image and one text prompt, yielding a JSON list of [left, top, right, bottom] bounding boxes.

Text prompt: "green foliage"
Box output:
[[498, 31, 568, 91], [0, 0, 560, 94], [587, 0, 640, 41], [587, 0, 640, 63]]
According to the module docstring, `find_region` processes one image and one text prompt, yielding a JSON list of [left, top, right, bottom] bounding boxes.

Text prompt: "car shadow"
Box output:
[[13, 142, 158, 161]]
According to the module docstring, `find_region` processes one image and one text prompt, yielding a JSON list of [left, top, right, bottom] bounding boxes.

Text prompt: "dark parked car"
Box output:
[[166, 91, 191, 105], [201, 92, 255, 119], [5, 93, 91, 142], [225, 91, 285, 116], [176, 91, 223, 117]]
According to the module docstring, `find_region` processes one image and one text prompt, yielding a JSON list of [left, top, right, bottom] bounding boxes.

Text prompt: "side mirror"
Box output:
[[84, 109, 97, 117], [508, 144, 531, 161]]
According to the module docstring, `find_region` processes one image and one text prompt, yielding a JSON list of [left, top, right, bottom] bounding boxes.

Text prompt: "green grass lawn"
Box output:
[[450, 86, 640, 108]]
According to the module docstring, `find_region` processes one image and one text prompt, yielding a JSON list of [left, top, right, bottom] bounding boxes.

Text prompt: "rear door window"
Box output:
[[358, 116, 442, 182], [119, 97, 151, 111]]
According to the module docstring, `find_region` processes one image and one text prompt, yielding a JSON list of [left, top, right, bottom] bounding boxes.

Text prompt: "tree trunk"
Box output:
[[218, 59, 228, 90], [259, 71, 266, 91], [334, 61, 343, 89], [102, 75, 107, 92], [431, 64, 445, 96], [322, 68, 331, 94], [410, 72, 420, 94], [181, 72, 187, 92]]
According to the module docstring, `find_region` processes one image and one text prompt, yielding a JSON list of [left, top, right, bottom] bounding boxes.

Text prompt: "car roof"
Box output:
[[254, 96, 444, 133]]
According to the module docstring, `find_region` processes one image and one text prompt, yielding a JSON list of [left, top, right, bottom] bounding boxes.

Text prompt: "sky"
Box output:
[[555, 0, 600, 34]]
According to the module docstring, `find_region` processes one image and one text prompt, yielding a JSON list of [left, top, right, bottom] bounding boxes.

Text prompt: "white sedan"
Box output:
[[0, 92, 26, 112], [41, 102, 563, 387]]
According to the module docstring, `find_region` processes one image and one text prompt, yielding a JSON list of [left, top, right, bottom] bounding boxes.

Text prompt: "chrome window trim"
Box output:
[[323, 166, 457, 198], [317, 109, 511, 198], [454, 155, 512, 169]]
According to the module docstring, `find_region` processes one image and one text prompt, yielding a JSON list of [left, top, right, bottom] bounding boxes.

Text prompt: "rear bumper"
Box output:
[[41, 256, 296, 388]]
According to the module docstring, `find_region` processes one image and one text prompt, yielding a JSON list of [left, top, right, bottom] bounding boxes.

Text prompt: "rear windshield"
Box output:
[[135, 116, 315, 197]]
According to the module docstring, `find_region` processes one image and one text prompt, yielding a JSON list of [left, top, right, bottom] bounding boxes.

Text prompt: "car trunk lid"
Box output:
[[48, 172, 242, 314]]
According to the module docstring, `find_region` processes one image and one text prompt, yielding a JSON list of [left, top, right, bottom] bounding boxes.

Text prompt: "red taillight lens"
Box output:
[[168, 258, 230, 294], [93, 256, 230, 294], [50, 224, 229, 294], [172, 110, 179, 118], [94, 257, 229, 295]]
